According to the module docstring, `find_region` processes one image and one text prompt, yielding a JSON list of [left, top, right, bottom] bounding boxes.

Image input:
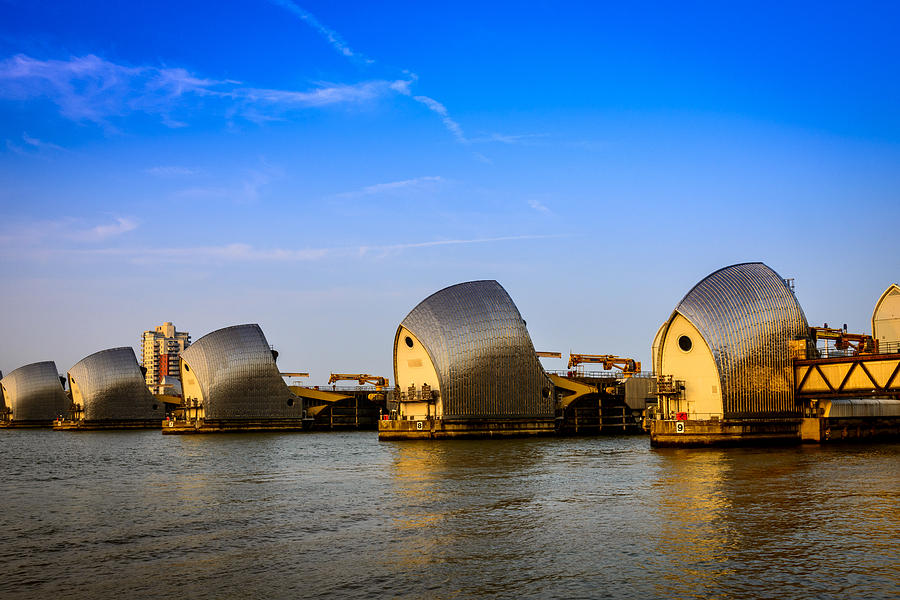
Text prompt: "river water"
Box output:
[[0, 431, 896, 599]]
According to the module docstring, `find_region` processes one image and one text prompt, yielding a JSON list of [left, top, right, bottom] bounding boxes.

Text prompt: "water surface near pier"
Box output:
[[0, 431, 897, 599]]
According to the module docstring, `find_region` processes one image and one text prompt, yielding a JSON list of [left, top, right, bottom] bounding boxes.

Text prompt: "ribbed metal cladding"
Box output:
[[396, 280, 553, 419], [68, 347, 162, 421], [0, 361, 69, 422], [180, 324, 301, 420], [675, 262, 809, 418]]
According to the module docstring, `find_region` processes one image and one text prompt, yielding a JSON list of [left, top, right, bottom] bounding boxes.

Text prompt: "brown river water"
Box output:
[[0, 431, 897, 599]]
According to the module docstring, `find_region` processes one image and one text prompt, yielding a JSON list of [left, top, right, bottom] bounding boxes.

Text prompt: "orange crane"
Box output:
[[328, 373, 390, 389], [810, 326, 876, 355], [568, 354, 641, 378], [536, 351, 562, 358]]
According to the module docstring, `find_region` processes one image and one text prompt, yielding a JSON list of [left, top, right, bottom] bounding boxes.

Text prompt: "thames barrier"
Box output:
[[1, 263, 899, 445]]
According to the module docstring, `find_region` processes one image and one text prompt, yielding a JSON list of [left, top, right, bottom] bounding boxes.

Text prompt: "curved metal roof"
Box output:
[[395, 280, 553, 419], [0, 361, 68, 422], [673, 262, 809, 417], [180, 324, 300, 419], [68, 347, 161, 421]]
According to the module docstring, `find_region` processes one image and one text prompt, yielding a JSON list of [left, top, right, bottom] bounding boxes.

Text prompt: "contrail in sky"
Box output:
[[266, 0, 373, 64], [267, 1, 471, 145]]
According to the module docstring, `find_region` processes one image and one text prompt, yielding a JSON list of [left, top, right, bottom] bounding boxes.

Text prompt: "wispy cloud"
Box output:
[[145, 166, 202, 177], [172, 162, 282, 204], [133, 243, 330, 264], [411, 95, 467, 143], [357, 234, 560, 258], [0, 53, 408, 128], [470, 133, 548, 145], [266, 3, 474, 149], [6, 132, 68, 157], [0, 222, 560, 264], [266, 0, 373, 64], [0, 216, 138, 246], [132, 234, 561, 263], [528, 199, 551, 214], [69, 217, 139, 242], [336, 175, 445, 198], [230, 79, 401, 108], [21, 133, 67, 152]]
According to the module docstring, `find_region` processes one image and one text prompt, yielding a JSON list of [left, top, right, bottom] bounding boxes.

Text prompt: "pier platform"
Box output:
[[799, 416, 900, 442], [378, 417, 557, 440], [53, 420, 162, 430], [161, 418, 310, 434], [650, 419, 801, 447], [651, 416, 900, 446]]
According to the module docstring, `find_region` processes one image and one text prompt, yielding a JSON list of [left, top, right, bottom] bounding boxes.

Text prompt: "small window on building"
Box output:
[[287, 398, 294, 407], [405, 336, 414, 348], [678, 335, 692, 352]]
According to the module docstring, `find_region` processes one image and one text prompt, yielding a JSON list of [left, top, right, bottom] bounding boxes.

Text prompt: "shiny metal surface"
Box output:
[[0, 361, 68, 422], [180, 324, 301, 419], [674, 262, 809, 417], [396, 280, 553, 419], [68, 347, 162, 421]]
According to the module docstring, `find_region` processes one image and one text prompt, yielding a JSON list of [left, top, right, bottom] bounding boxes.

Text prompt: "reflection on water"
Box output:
[[0, 431, 896, 599], [653, 450, 736, 597], [649, 446, 900, 599]]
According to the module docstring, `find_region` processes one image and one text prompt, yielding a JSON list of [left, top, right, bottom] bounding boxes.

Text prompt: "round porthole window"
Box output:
[[287, 398, 294, 407], [405, 336, 414, 348], [152, 404, 158, 411], [678, 335, 693, 352], [541, 387, 551, 399]]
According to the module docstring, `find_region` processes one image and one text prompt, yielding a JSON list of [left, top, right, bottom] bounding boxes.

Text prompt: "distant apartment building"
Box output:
[[141, 322, 191, 395]]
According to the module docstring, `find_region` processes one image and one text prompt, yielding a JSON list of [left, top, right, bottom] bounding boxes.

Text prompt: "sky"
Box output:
[[1, 0, 898, 383]]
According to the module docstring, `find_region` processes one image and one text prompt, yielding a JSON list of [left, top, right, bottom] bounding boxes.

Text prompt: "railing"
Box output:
[[814, 346, 855, 359], [814, 341, 900, 358], [546, 369, 654, 379], [877, 341, 900, 354], [296, 384, 387, 392]]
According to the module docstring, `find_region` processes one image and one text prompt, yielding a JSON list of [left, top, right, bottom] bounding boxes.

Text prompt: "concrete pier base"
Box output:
[[161, 418, 311, 434], [800, 416, 900, 443], [650, 419, 801, 447], [378, 417, 557, 440], [1, 421, 58, 428], [651, 416, 900, 446], [53, 420, 162, 430]]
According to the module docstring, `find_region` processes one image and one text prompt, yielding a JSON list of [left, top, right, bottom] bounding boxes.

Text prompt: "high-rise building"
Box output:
[[141, 322, 191, 395]]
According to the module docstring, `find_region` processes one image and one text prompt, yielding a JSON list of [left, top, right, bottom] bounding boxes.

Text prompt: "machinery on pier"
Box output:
[[328, 373, 389, 390], [809, 325, 876, 355], [568, 353, 641, 378]]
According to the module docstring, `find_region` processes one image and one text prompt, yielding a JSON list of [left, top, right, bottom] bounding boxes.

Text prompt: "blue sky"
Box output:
[[1, 0, 898, 382]]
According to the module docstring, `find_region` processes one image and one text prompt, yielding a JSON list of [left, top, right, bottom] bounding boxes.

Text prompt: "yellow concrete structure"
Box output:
[[872, 284, 900, 352], [652, 314, 722, 419], [393, 327, 441, 419]]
